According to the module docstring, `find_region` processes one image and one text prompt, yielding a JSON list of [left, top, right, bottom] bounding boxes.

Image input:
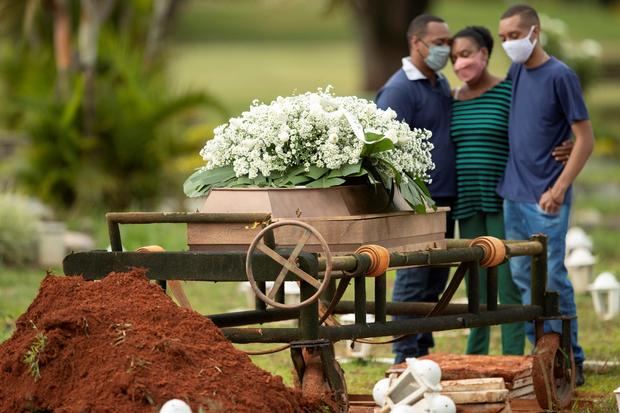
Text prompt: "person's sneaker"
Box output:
[[575, 363, 585, 387]]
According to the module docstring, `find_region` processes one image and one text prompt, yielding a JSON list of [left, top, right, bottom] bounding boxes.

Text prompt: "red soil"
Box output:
[[0, 270, 324, 413]]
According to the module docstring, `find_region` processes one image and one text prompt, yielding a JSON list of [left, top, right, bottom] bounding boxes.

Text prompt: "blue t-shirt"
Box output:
[[375, 69, 455, 198], [497, 57, 589, 204]]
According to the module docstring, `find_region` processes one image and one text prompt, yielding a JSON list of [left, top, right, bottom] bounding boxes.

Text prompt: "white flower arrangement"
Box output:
[[184, 87, 435, 212]]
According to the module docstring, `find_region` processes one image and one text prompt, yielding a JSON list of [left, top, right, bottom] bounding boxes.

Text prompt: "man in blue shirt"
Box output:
[[497, 4, 594, 386], [375, 14, 454, 363]]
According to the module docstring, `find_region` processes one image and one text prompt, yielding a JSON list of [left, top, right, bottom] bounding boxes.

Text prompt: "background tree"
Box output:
[[0, 0, 224, 211], [348, 0, 431, 91]]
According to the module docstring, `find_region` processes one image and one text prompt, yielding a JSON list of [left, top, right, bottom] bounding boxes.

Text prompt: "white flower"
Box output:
[[197, 88, 434, 183], [384, 129, 398, 144], [343, 111, 367, 143], [278, 127, 290, 143]]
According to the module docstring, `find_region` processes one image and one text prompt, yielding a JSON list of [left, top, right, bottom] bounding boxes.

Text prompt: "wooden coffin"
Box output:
[[187, 185, 447, 254]]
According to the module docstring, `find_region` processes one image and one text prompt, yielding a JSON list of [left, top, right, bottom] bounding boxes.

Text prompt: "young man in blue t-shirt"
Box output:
[[497, 4, 594, 386], [375, 14, 454, 364]]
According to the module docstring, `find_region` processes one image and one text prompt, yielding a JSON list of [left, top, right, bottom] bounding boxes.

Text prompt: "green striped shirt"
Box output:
[[450, 79, 511, 220]]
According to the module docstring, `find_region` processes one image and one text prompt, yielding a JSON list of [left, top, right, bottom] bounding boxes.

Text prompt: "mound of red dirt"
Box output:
[[0, 270, 325, 413]]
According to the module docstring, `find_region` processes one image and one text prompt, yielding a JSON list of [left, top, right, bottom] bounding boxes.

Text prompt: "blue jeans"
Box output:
[[392, 198, 454, 364], [503, 199, 585, 364]]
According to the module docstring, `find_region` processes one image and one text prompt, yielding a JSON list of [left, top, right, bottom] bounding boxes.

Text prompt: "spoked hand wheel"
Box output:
[[532, 333, 575, 410], [245, 220, 332, 309]]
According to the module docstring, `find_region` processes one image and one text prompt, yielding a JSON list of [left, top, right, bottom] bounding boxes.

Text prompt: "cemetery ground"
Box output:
[[1, 1, 619, 410]]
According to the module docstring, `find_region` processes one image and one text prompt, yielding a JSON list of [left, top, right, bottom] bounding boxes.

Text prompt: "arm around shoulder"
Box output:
[[548, 120, 594, 204]]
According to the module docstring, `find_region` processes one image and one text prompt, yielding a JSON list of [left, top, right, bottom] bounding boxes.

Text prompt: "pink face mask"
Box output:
[[453, 50, 487, 83]]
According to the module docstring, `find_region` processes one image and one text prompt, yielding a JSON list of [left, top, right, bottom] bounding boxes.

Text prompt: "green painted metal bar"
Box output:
[[333, 301, 525, 316], [298, 257, 320, 340], [222, 305, 544, 343], [467, 262, 480, 314], [374, 273, 387, 323], [209, 308, 299, 327], [506, 242, 544, 258], [447, 238, 544, 253], [106, 211, 272, 224], [299, 281, 319, 340], [107, 219, 123, 251], [63, 250, 319, 282], [354, 274, 367, 324], [255, 281, 267, 311], [487, 266, 498, 311], [531, 234, 548, 309], [207, 301, 533, 328]]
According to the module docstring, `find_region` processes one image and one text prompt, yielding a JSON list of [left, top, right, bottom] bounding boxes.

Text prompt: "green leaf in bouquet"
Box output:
[[276, 166, 313, 186], [326, 161, 363, 178], [253, 174, 268, 186], [376, 158, 402, 185], [183, 165, 236, 197], [287, 175, 313, 185], [361, 139, 395, 156], [398, 180, 425, 214], [304, 177, 346, 188], [305, 165, 330, 180], [416, 186, 436, 211], [287, 164, 309, 177], [266, 172, 284, 186], [363, 131, 384, 143], [407, 174, 436, 211], [365, 162, 393, 193], [228, 176, 255, 187], [193, 165, 236, 186], [414, 177, 432, 198]]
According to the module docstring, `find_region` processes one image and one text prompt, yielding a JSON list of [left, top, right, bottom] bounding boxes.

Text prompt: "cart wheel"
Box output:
[[246, 220, 332, 309], [532, 333, 575, 410]]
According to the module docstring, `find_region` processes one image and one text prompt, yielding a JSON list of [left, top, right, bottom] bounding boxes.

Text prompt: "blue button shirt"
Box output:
[[375, 60, 455, 198], [497, 57, 589, 204]]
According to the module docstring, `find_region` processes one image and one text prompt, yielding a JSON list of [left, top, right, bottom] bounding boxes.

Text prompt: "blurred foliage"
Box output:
[[0, 1, 225, 211], [539, 14, 603, 91], [0, 193, 38, 267]]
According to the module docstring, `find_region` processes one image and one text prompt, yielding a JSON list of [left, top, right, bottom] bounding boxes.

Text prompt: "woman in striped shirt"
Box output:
[[449, 26, 525, 355]]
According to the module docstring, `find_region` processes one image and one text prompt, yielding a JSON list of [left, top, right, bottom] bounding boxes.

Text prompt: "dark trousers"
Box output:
[[460, 211, 525, 355], [392, 197, 455, 364]]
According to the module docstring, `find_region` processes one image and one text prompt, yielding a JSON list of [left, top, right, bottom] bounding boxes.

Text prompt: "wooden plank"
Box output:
[[442, 389, 509, 404], [508, 384, 534, 400], [456, 402, 510, 413], [441, 378, 506, 392], [187, 222, 263, 245], [506, 376, 533, 390], [199, 189, 272, 214], [188, 213, 446, 253]]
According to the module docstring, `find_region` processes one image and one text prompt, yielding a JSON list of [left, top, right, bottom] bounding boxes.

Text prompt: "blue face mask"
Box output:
[[423, 42, 450, 71]]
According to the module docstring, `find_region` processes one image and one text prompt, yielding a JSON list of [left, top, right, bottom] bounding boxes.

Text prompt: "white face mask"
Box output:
[[502, 25, 537, 64]]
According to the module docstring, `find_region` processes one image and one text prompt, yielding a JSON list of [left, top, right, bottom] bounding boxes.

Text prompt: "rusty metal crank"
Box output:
[[245, 220, 332, 309]]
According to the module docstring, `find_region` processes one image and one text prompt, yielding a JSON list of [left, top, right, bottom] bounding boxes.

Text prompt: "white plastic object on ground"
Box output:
[[372, 377, 391, 406], [160, 399, 192, 413], [424, 392, 456, 413], [407, 358, 442, 391], [391, 404, 417, 413]]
